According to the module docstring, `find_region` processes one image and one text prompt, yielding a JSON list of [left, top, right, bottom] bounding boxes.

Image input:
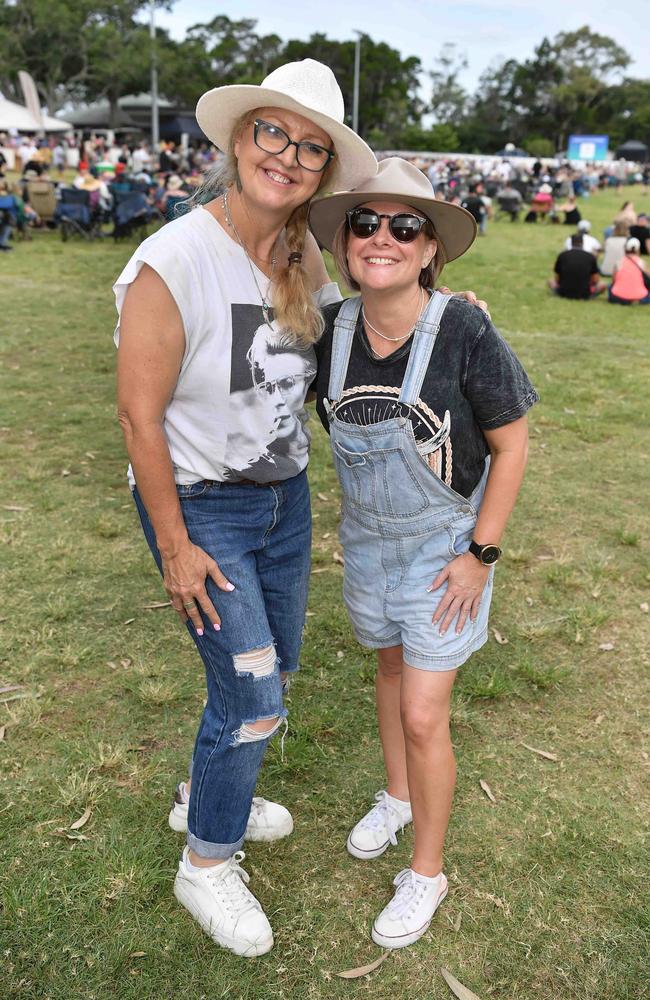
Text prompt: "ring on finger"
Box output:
[[183, 600, 197, 610]]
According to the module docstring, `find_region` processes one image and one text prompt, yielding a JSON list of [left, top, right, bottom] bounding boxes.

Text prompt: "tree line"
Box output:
[[0, 2, 648, 154]]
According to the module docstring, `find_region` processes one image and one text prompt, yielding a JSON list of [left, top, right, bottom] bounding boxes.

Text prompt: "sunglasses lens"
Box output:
[[390, 215, 423, 242], [348, 210, 379, 238]]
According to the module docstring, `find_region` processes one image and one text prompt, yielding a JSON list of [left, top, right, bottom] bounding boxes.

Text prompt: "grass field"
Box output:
[[1, 190, 649, 1000]]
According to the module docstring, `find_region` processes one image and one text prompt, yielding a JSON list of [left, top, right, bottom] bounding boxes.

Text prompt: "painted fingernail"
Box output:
[[196, 628, 204, 636], [426, 585, 433, 592], [213, 623, 221, 631], [225, 583, 235, 592]]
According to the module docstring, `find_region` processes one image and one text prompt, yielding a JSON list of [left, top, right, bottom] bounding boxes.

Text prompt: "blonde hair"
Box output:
[[331, 215, 445, 293], [187, 110, 330, 346]]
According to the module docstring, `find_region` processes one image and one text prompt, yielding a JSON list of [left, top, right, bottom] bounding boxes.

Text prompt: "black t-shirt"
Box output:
[[313, 297, 538, 499], [629, 224, 650, 254], [461, 194, 486, 223], [554, 248, 599, 299]]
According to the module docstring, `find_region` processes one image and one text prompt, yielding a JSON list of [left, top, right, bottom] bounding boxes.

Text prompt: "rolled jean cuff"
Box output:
[[186, 831, 245, 860]]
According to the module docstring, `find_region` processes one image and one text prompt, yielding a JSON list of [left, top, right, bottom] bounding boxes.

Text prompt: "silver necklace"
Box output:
[[223, 188, 277, 327], [362, 287, 426, 343]]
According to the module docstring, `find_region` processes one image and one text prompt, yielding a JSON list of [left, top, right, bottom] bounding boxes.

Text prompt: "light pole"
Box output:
[[150, 1, 159, 149], [352, 31, 362, 135]]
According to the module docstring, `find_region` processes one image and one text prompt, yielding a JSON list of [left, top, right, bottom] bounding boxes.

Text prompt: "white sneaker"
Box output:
[[169, 784, 294, 842], [372, 868, 448, 949], [347, 790, 412, 860], [174, 847, 273, 957]]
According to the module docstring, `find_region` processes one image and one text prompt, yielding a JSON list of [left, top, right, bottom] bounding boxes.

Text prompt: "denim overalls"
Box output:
[[326, 292, 493, 671]]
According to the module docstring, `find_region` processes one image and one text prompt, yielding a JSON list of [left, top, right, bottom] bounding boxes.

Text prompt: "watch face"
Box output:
[[481, 545, 501, 565]]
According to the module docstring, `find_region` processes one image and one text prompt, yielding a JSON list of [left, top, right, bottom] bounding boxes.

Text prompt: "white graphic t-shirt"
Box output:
[[113, 206, 340, 485]]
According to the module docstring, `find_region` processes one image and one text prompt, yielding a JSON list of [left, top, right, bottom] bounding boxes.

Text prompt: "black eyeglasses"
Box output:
[[253, 119, 334, 173], [346, 208, 430, 243]]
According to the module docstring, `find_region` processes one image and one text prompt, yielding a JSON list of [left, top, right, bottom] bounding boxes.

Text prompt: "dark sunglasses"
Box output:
[[346, 207, 431, 243], [253, 119, 334, 173]]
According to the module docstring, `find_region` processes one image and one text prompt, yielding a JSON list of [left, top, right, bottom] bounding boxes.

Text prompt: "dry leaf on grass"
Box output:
[[85, 452, 96, 460], [316, 492, 329, 502], [595, 713, 605, 725], [598, 642, 615, 652], [70, 807, 91, 830], [311, 567, 327, 574], [322, 532, 331, 539], [332, 551, 344, 565], [479, 779, 496, 803], [0, 691, 35, 703], [0, 685, 23, 695], [521, 742, 558, 762], [525, 596, 533, 606], [123, 618, 135, 625], [333, 952, 390, 979], [129, 952, 146, 958], [54, 828, 88, 841], [61, 468, 71, 477], [640, 602, 649, 613], [2, 505, 30, 511], [0, 726, 6, 741], [453, 912, 462, 932], [141, 601, 171, 610], [305, 611, 315, 617], [440, 967, 482, 1000], [491, 628, 508, 645], [536, 554, 553, 561]]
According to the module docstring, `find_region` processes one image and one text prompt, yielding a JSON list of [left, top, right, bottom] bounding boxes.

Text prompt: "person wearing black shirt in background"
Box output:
[[461, 183, 487, 235], [629, 213, 650, 255], [548, 234, 606, 299]]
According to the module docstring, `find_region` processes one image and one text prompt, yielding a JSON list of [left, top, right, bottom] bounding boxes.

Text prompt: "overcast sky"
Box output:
[[152, 0, 648, 95]]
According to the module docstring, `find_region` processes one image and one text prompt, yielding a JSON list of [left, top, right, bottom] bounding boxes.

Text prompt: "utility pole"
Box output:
[[352, 31, 362, 135], [150, 1, 159, 149]]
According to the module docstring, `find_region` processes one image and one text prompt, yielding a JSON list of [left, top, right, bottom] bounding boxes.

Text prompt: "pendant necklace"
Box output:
[[223, 188, 277, 327], [362, 286, 426, 344]]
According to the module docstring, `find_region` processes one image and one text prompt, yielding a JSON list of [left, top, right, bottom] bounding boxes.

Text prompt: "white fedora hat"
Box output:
[[195, 59, 377, 192], [309, 157, 477, 264]]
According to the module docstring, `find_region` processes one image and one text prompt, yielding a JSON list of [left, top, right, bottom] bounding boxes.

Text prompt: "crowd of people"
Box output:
[[548, 205, 650, 304]]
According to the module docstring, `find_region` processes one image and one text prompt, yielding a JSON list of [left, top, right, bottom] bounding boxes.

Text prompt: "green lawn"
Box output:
[[1, 190, 648, 1000]]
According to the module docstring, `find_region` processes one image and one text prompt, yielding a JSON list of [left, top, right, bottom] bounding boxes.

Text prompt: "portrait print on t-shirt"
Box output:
[[220, 304, 317, 482]]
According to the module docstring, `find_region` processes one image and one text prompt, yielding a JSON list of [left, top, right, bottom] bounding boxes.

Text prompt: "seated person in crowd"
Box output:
[[0, 178, 18, 251], [461, 183, 488, 234], [628, 213, 650, 255], [496, 183, 523, 221], [608, 237, 650, 305], [548, 234, 606, 299], [564, 219, 601, 256], [557, 195, 581, 226], [601, 221, 629, 277]]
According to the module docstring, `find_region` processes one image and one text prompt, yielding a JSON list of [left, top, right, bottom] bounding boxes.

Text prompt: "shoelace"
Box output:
[[206, 851, 258, 917], [357, 791, 408, 847], [388, 868, 430, 918]]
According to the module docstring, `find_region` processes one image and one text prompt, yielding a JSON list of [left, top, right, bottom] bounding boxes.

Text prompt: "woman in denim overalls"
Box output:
[[309, 158, 538, 949]]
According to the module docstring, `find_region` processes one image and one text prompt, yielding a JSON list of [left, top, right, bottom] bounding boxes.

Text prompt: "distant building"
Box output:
[[65, 93, 205, 142]]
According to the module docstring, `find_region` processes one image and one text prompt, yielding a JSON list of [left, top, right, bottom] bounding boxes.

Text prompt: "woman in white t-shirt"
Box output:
[[115, 60, 377, 957]]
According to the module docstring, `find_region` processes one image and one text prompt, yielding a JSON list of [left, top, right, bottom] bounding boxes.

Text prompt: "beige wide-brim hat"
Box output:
[[195, 58, 377, 192], [308, 157, 477, 264]]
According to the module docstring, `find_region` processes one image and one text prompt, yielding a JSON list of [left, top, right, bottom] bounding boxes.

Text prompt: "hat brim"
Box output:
[[308, 189, 477, 264], [195, 85, 377, 192]]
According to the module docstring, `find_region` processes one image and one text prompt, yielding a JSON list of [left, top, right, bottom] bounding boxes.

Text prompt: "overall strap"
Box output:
[[399, 290, 453, 406], [327, 296, 362, 402]]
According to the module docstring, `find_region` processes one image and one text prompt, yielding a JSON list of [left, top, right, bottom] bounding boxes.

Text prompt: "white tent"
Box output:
[[0, 95, 72, 132]]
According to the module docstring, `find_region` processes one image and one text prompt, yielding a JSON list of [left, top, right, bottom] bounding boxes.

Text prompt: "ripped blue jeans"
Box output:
[[133, 471, 311, 858]]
